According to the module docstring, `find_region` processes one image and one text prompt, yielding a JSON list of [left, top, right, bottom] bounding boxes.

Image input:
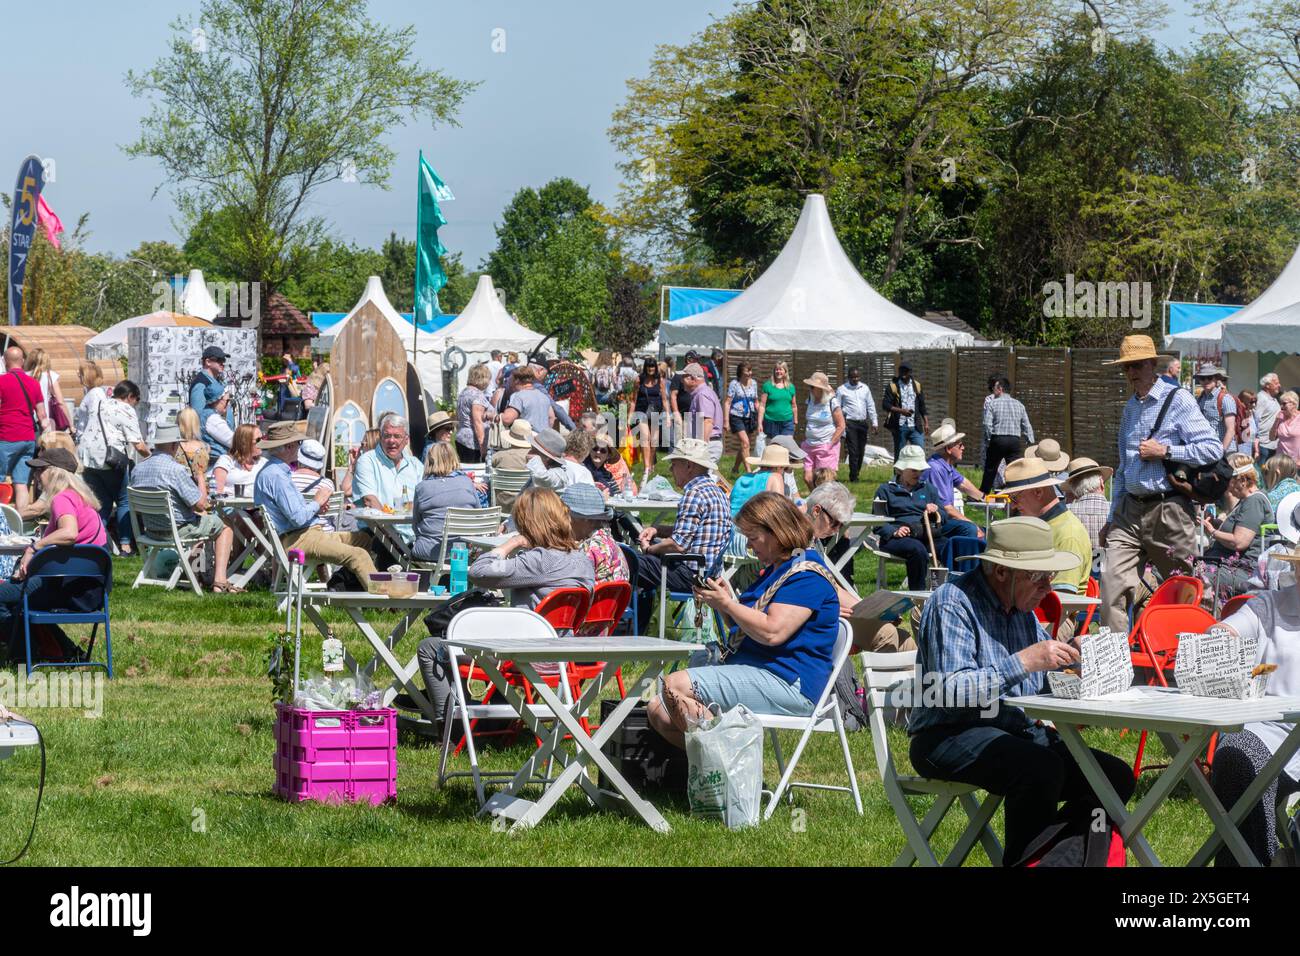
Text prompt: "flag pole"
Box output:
[[413, 150, 421, 385]]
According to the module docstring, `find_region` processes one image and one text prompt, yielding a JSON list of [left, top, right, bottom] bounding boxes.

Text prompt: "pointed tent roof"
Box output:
[[425, 275, 544, 355], [181, 269, 219, 321], [1167, 242, 1300, 351], [660, 194, 973, 351]]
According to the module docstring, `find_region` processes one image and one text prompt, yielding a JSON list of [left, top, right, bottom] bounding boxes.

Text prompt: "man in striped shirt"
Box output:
[[980, 377, 1034, 495], [1099, 336, 1221, 633]]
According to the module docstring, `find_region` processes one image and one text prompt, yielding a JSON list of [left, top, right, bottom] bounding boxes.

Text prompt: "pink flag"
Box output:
[[37, 195, 64, 250]]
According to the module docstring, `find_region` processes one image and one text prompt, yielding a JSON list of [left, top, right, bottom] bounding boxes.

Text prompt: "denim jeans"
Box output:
[[910, 720, 1135, 865], [890, 425, 924, 457], [0, 439, 36, 485], [84, 467, 133, 547]]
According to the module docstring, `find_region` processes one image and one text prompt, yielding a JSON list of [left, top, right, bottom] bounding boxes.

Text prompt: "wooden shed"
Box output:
[[4, 325, 124, 404]]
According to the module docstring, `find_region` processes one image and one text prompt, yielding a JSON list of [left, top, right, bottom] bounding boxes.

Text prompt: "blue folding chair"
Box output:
[[22, 545, 113, 678]]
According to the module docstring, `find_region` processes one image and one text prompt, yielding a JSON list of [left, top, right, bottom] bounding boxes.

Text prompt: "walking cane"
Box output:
[[922, 511, 948, 589]]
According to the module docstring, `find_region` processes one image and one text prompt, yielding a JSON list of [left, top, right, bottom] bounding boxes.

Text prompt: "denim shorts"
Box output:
[[684, 664, 815, 717], [762, 419, 795, 439], [0, 440, 37, 484]]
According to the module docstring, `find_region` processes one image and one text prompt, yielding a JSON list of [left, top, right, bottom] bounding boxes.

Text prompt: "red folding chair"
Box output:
[[1131, 604, 1218, 777], [454, 587, 592, 754], [571, 580, 633, 701], [1218, 593, 1254, 620], [1033, 591, 1062, 637]]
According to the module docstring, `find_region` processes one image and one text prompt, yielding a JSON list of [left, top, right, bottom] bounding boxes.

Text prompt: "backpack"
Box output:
[[1018, 808, 1127, 867]]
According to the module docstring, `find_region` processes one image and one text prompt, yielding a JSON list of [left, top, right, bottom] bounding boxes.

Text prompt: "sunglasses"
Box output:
[[1019, 570, 1054, 586]]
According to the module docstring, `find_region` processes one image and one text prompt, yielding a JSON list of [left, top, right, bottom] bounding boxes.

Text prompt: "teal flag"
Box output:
[[415, 152, 450, 328]]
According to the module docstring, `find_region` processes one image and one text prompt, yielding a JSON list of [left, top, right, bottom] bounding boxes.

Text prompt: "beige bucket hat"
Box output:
[[956, 516, 1081, 573], [803, 371, 833, 395], [930, 421, 965, 450], [745, 444, 792, 469], [505, 419, 535, 449], [893, 444, 931, 472], [1000, 456, 1063, 494], [665, 438, 715, 470], [1025, 438, 1070, 471]]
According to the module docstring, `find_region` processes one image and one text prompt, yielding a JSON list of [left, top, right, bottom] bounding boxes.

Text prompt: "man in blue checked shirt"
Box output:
[[1098, 335, 1222, 633], [909, 517, 1135, 865]]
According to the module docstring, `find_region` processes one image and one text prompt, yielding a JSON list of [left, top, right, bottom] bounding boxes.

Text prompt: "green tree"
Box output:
[[277, 239, 385, 314], [516, 213, 614, 348], [125, 0, 473, 291], [484, 178, 594, 303]]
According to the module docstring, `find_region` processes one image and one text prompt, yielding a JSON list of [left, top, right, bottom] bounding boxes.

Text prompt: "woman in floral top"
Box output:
[[559, 484, 629, 584]]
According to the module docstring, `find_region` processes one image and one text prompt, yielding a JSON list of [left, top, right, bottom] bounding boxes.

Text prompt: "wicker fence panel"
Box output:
[[899, 348, 953, 434], [953, 348, 1012, 452], [1014, 348, 1071, 452], [1070, 349, 1130, 466], [843, 351, 898, 425], [719, 350, 792, 458]]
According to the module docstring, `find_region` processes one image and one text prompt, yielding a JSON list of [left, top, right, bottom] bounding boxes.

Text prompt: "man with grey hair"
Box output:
[[1064, 457, 1111, 552], [353, 413, 422, 545], [1258, 372, 1282, 463]]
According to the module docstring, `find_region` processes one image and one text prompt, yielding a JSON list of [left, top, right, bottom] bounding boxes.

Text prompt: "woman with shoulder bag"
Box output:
[[648, 492, 841, 749], [80, 379, 150, 555]]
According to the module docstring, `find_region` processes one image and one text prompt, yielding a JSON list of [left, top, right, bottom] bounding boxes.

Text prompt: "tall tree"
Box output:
[[125, 0, 473, 291], [484, 178, 594, 303], [516, 213, 614, 348]]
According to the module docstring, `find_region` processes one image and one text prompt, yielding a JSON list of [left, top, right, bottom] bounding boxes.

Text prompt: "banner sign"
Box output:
[[8, 154, 46, 326]]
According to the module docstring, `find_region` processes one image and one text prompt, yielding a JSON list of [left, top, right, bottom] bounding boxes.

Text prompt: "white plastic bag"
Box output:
[[753, 431, 766, 459], [685, 704, 763, 829]]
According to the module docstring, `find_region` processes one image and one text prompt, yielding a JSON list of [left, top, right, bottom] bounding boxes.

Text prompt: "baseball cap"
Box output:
[[202, 345, 229, 363]]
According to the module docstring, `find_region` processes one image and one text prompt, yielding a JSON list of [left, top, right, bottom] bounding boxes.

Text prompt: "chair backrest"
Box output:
[[1139, 604, 1218, 662], [533, 586, 592, 634], [436, 506, 503, 569], [444, 605, 569, 698], [1034, 591, 1062, 634], [946, 536, 985, 570], [859, 650, 918, 780], [490, 469, 531, 507], [579, 580, 632, 636], [0, 502, 22, 536], [1219, 593, 1254, 620], [1148, 574, 1204, 611], [810, 620, 854, 718], [1078, 575, 1100, 633], [127, 487, 182, 540], [23, 544, 112, 615]]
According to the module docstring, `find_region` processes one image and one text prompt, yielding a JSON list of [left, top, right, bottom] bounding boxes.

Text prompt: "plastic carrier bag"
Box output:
[[685, 704, 763, 829]]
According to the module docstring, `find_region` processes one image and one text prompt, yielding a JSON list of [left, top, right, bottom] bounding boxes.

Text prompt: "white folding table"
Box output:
[[452, 634, 701, 833], [215, 496, 275, 589], [824, 512, 888, 590], [300, 591, 450, 723], [353, 508, 415, 565], [1013, 687, 1300, 866]]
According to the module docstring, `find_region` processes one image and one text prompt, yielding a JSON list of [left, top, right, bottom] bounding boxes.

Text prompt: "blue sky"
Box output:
[[3, 0, 1201, 269]]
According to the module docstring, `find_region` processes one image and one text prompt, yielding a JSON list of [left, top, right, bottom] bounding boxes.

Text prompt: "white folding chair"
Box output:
[[127, 487, 211, 595], [0, 503, 23, 537], [869, 534, 907, 588], [489, 468, 530, 510], [302, 490, 347, 531], [438, 606, 574, 807], [860, 651, 1004, 867], [760, 619, 862, 819], [266, 505, 332, 612], [419, 506, 503, 574]]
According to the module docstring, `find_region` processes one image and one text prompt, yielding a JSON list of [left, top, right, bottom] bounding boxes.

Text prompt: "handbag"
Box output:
[[1149, 388, 1233, 504], [97, 402, 130, 472]]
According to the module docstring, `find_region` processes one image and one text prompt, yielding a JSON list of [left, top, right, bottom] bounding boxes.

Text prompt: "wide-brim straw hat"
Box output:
[[957, 516, 1081, 573], [259, 420, 303, 449], [506, 419, 535, 449], [1104, 334, 1161, 366], [746, 444, 792, 469], [1066, 456, 1113, 483], [929, 422, 965, 450], [893, 444, 931, 472], [426, 410, 454, 434], [1275, 492, 1300, 546], [1001, 456, 1062, 494], [1025, 438, 1070, 471], [803, 371, 833, 394], [665, 438, 716, 470]]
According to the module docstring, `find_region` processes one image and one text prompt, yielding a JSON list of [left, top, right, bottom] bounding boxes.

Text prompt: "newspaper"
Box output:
[[1047, 627, 1134, 699], [1174, 626, 1270, 699], [849, 590, 914, 634]]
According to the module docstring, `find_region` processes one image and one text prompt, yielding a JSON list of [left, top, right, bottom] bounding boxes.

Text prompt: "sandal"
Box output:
[[211, 581, 246, 594]]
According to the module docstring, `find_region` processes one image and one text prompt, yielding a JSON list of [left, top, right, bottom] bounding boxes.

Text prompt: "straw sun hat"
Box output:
[[803, 371, 833, 395], [1000, 457, 1062, 494], [1104, 335, 1161, 366], [745, 444, 792, 470], [1066, 456, 1113, 483], [956, 516, 1080, 573], [1025, 438, 1070, 471]]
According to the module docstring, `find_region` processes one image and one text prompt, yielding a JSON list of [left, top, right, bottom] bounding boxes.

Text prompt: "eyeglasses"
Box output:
[[1019, 570, 1054, 586]]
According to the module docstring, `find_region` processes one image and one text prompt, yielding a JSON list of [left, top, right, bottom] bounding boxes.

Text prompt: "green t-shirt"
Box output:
[[761, 381, 796, 422]]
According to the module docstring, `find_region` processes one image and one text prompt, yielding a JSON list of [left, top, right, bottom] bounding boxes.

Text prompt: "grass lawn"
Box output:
[[0, 461, 1216, 866]]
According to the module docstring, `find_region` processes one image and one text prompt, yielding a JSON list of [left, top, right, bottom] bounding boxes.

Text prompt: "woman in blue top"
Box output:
[[723, 361, 759, 478], [648, 492, 840, 749]]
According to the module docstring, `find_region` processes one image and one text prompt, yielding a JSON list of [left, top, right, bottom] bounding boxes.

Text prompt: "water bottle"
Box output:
[[449, 541, 469, 595]]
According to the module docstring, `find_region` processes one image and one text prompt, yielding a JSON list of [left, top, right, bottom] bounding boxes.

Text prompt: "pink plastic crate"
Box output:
[[273, 703, 397, 806]]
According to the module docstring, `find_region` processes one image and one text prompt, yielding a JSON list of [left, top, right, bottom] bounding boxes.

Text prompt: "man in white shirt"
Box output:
[[352, 413, 422, 543], [485, 350, 504, 393], [1258, 372, 1282, 463], [835, 367, 878, 482]]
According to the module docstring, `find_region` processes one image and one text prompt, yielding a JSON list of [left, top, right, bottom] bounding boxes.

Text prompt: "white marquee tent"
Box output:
[[1167, 242, 1300, 352], [417, 275, 545, 395], [180, 269, 220, 321], [660, 193, 974, 352]]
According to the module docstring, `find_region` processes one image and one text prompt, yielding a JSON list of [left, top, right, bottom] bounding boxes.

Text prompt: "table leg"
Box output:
[[505, 661, 673, 833], [1053, 722, 1165, 867], [827, 526, 870, 591], [228, 511, 271, 588], [1186, 725, 1300, 867], [344, 608, 438, 723]]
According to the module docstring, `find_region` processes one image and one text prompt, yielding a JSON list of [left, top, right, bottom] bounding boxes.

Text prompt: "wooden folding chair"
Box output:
[[127, 487, 210, 595]]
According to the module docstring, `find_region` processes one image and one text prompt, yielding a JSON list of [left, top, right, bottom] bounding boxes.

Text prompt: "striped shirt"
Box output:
[[1111, 378, 1222, 520], [670, 474, 732, 577], [1068, 493, 1109, 550], [982, 393, 1034, 442], [908, 567, 1047, 736]]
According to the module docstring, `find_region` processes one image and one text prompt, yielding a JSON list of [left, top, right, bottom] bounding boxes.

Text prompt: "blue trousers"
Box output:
[[882, 520, 980, 588], [891, 425, 925, 457]]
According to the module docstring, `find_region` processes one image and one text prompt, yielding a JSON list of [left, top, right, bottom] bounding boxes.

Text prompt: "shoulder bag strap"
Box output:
[[719, 552, 837, 659], [1146, 387, 1180, 442], [12, 374, 41, 436]]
